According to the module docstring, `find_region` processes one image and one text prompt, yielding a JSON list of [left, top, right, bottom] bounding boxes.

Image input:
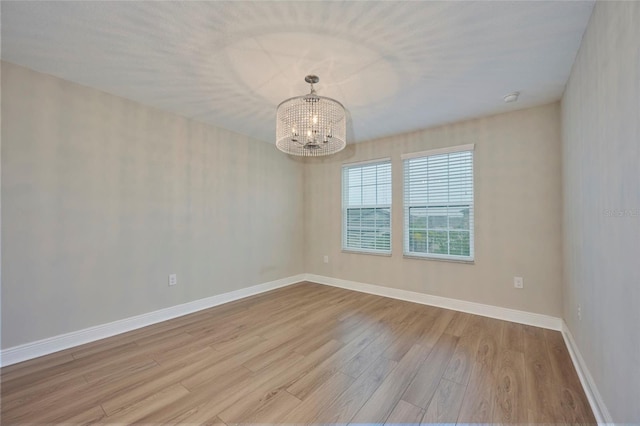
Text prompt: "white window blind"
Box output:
[[342, 160, 392, 254], [403, 147, 474, 260]]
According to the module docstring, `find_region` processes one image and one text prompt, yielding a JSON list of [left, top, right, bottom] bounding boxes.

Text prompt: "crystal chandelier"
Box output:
[[276, 75, 346, 157]]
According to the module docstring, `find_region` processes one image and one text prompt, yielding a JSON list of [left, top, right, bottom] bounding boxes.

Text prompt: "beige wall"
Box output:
[[304, 103, 563, 317], [561, 1, 640, 422], [1, 62, 305, 349]]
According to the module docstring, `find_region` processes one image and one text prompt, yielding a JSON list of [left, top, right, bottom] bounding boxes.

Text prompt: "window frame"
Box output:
[[402, 144, 475, 262], [341, 158, 392, 256]]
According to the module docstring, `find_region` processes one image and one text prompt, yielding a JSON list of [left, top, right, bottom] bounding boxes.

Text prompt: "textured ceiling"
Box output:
[[1, 1, 594, 144]]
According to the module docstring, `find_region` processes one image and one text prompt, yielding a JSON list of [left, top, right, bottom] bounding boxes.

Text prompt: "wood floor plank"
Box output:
[[135, 364, 257, 423], [544, 330, 582, 388], [419, 308, 456, 348], [442, 315, 483, 385], [421, 378, 466, 424], [381, 308, 435, 362], [137, 349, 307, 425], [523, 325, 558, 423], [402, 333, 459, 408], [57, 405, 107, 425], [456, 360, 495, 423], [2, 341, 141, 395], [544, 329, 597, 424], [350, 344, 432, 424], [1, 372, 89, 413], [456, 316, 505, 424], [340, 306, 425, 378], [218, 387, 301, 425], [280, 371, 355, 424], [493, 349, 527, 424], [104, 383, 191, 424], [336, 293, 389, 322], [523, 323, 545, 340], [1, 351, 76, 383], [502, 321, 525, 352], [180, 361, 254, 392], [207, 339, 344, 424], [321, 356, 398, 424], [339, 335, 390, 379], [335, 312, 383, 343], [25, 348, 196, 423], [554, 386, 597, 426], [84, 357, 158, 385], [99, 347, 221, 416], [384, 399, 424, 425], [475, 316, 504, 370], [150, 337, 215, 365], [69, 336, 143, 360], [0, 283, 596, 425], [290, 327, 344, 355], [286, 324, 380, 400], [242, 343, 299, 373], [443, 311, 471, 336]]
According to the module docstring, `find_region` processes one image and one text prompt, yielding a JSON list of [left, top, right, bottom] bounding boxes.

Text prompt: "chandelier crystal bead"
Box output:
[[276, 75, 346, 157]]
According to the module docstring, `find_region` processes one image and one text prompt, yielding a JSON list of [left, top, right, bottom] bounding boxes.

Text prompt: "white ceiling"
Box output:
[[1, 1, 594, 144]]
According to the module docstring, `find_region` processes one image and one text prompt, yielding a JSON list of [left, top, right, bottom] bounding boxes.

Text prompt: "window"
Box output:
[[403, 144, 474, 261], [342, 160, 392, 254]]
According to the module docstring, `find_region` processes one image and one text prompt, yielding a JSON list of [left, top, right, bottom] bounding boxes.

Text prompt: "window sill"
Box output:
[[403, 254, 475, 264], [342, 249, 392, 257]]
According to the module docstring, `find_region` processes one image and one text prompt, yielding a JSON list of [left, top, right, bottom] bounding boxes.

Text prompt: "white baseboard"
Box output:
[[561, 321, 613, 425], [303, 274, 563, 330], [0, 274, 306, 367], [2, 271, 608, 425]]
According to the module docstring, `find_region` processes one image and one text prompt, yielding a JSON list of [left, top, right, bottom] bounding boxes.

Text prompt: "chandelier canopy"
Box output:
[[276, 75, 346, 157]]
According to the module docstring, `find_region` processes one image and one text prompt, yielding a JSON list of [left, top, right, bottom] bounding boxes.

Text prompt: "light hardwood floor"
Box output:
[[1, 282, 596, 425]]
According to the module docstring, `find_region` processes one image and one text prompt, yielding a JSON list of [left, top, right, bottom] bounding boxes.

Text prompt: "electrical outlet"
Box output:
[[323, 255, 329, 264], [169, 274, 177, 286], [577, 304, 582, 321], [513, 276, 524, 289]]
